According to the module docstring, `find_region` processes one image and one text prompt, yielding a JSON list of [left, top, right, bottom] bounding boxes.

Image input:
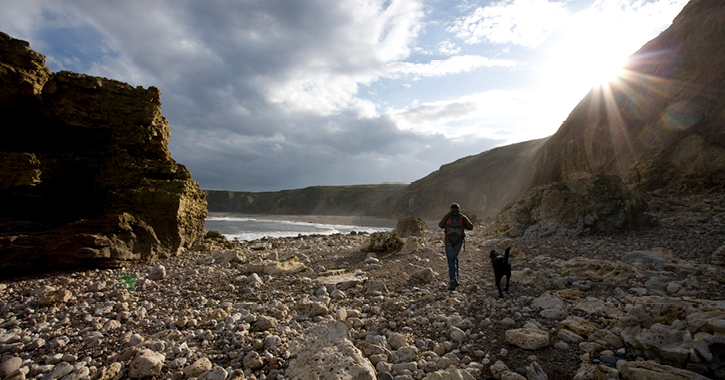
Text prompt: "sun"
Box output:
[[582, 54, 628, 87], [542, 36, 633, 101]]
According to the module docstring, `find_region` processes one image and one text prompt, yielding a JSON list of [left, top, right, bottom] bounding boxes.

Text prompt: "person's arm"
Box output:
[[463, 215, 474, 230], [438, 213, 451, 228]]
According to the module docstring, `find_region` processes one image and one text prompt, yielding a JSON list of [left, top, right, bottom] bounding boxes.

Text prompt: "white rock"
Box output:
[[198, 365, 229, 380], [450, 327, 468, 343], [505, 329, 550, 350], [287, 321, 376, 380], [128, 350, 165, 378]]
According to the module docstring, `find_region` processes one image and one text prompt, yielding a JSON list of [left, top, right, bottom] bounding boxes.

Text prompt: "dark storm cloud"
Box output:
[[2, 0, 510, 191]]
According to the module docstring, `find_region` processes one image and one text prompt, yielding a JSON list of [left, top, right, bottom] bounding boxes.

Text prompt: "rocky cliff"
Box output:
[[207, 138, 549, 222], [530, 0, 725, 193], [0, 32, 207, 270], [206, 184, 405, 216], [383, 138, 549, 221]]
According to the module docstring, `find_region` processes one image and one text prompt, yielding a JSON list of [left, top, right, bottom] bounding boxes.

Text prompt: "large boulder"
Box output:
[[362, 231, 404, 253], [393, 216, 428, 237], [489, 175, 656, 238], [286, 321, 376, 380], [0, 32, 207, 270]]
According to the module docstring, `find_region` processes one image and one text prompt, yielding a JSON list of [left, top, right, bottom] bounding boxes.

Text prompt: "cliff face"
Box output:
[[530, 0, 725, 193], [206, 139, 549, 222], [0, 32, 207, 270], [206, 184, 405, 216], [383, 138, 549, 221]]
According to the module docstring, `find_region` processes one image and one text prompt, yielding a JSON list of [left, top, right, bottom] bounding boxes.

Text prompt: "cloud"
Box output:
[[386, 54, 516, 78], [0, 0, 687, 192], [437, 40, 461, 55], [448, 0, 569, 47]]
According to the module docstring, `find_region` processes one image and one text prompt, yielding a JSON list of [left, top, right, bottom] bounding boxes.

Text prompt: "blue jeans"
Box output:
[[445, 242, 463, 283]]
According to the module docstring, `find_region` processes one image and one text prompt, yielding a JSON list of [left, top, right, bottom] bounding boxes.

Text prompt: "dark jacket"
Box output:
[[439, 212, 474, 244]]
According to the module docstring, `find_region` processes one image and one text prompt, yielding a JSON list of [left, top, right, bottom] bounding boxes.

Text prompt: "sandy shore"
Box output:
[[206, 212, 399, 228]]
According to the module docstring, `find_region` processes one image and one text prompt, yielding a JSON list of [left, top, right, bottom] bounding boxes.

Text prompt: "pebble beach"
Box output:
[[1, 192, 724, 380]]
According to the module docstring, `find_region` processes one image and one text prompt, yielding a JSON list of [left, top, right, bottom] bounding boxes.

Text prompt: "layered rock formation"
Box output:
[[530, 0, 725, 193], [489, 175, 657, 238], [0, 32, 207, 270]]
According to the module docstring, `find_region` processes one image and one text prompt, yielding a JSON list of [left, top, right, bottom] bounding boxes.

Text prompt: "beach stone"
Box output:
[[450, 327, 467, 343], [251, 315, 278, 332], [489, 361, 511, 379], [248, 256, 306, 274], [631, 321, 693, 367], [64, 366, 90, 380], [411, 266, 436, 283], [94, 363, 123, 380], [531, 293, 565, 310], [38, 289, 73, 306], [128, 349, 165, 378], [227, 369, 244, 380], [399, 236, 420, 255], [558, 329, 584, 344], [388, 333, 410, 350], [394, 346, 418, 363], [525, 362, 547, 380], [198, 365, 228, 380], [316, 272, 366, 290], [87, 281, 106, 292], [505, 329, 550, 350], [712, 245, 725, 266], [558, 316, 599, 337], [364, 279, 388, 294], [422, 368, 475, 380], [573, 362, 619, 380], [147, 265, 166, 280], [287, 321, 376, 380], [574, 297, 625, 319], [41, 362, 73, 380], [617, 360, 710, 380], [0, 356, 23, 378], [184, 358, 213, 378], [588, 329, 624, 349], [540, 307, 568, 320], [356, 342, 393, 358], [243, 352, 263, 370]]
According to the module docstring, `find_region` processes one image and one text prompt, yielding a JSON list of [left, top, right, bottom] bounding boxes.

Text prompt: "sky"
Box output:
[[1, 0, 689, 192]]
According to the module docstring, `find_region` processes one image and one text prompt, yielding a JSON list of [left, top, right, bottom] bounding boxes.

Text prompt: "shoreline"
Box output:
[[206, 212, 399, 229]]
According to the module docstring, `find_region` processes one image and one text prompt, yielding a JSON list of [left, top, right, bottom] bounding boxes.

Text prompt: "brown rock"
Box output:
[[393, 216, 428, 237], [0, 32, 207, 271]]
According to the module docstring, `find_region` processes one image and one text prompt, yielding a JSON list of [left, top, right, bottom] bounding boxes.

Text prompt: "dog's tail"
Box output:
[[504, 247, 510, 265]]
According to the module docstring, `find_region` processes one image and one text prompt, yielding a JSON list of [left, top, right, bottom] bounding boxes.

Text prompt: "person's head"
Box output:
[[450, 203, 460, 212]]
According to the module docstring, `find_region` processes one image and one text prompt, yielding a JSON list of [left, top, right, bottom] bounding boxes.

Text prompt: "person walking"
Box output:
[[439, 203, 474, 291]]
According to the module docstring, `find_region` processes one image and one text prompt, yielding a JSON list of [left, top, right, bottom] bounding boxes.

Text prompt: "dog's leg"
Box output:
[[504, 273, 510, 292], [495, 274, 504, 298]]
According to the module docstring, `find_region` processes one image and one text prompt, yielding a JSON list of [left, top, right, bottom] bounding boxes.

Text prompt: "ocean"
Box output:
[[204, 215, 393, 241]]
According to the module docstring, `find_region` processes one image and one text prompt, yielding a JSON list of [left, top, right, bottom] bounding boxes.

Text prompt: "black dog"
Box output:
[[490, 247, 512, 298]]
